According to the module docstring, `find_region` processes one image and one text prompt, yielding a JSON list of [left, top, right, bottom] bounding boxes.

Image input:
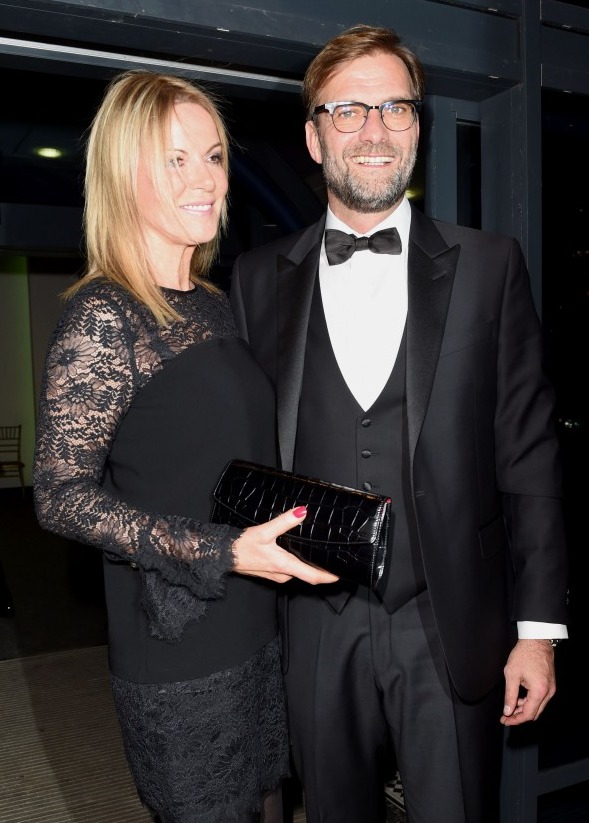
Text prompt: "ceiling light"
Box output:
[[34, 147, 64, 159]]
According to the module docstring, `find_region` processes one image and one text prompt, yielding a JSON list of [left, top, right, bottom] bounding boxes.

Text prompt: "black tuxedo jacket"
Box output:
[[230, 205, 569, 701]]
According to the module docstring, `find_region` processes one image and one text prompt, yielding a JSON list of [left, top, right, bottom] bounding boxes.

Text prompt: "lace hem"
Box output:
[[111, 636, 289, 822]]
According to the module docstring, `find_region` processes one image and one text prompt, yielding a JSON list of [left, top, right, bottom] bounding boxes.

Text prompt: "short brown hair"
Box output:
[[302, 24, 425, 119]]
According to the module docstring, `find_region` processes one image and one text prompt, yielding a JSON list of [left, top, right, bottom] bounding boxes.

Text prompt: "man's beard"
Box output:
[[321, 139, 418, 214]]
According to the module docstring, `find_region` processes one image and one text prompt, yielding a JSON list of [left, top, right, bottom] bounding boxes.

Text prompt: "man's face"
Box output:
[[306, 52, 419, 226]]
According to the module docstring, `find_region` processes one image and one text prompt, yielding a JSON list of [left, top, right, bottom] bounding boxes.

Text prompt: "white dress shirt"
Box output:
[[320, 197, 410, 412], [319, 196, 567, 642]]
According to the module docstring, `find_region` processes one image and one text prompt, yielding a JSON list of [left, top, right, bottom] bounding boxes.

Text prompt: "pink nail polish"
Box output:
[[293, 506, 307, 518]]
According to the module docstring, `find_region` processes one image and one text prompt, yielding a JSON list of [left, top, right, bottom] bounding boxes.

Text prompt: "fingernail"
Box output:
[[293, 506, 307, 518], [503, 705, 511, 715]]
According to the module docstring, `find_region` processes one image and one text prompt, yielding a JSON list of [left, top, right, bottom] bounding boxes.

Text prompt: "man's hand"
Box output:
[[500, 639, 556, 726]]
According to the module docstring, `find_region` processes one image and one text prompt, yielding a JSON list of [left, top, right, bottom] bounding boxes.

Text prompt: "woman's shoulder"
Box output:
[[66, 277, 133, 309], [52, 279, 147, 349], [63, 278, 148, 325]]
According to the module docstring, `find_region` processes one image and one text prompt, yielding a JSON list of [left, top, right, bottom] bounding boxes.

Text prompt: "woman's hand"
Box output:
[[232, 506, 340, 585]]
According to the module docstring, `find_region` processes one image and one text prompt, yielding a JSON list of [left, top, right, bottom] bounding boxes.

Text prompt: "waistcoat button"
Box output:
[[361, 449, 372, 458]]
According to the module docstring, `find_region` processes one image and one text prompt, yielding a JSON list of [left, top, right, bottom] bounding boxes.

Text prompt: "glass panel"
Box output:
[[0, 68, 104, 208], [542, 87, 588, 608], [457, 120, 481, 230], [0, 64, 323, 288], [538, 87, 589, 793]]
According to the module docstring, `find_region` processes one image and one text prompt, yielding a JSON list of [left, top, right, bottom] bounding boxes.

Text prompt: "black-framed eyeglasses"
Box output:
[[311, 99, 422, 133]]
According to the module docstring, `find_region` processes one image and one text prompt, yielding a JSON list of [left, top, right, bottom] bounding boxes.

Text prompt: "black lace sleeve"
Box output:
[[33, 286, 239, 618]]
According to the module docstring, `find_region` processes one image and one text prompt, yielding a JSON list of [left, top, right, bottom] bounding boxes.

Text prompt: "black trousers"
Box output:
[[284, 588, 504, 823]]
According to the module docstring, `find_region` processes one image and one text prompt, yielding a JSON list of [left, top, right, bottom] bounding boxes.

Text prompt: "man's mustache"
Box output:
[[343, 142, 402, 159]]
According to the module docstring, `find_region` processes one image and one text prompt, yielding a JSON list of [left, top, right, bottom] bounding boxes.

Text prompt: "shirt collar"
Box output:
[[325, 196, 411, 250]]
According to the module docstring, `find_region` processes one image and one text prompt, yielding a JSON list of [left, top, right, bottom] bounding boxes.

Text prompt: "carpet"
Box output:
[[0, 645, 151, 822]]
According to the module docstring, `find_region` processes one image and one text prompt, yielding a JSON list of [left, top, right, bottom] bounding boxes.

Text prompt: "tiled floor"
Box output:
[[1, 488, 588, 822]]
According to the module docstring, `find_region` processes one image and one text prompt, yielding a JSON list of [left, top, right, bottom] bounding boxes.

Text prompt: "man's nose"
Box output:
[[358, 108, 389, 140]]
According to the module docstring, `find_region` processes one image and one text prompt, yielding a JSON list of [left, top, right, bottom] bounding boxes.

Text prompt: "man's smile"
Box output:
[[351, 155, 396, 166]]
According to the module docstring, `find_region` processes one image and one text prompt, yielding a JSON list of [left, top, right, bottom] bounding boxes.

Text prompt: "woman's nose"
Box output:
[[183, 159, 215, 191]]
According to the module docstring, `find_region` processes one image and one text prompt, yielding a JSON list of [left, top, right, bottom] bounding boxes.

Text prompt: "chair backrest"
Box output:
[[0, 425, 23, 464]]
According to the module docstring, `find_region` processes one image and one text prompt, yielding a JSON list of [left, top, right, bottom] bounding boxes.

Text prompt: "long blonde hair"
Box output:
[[66, 70, 230, 324]]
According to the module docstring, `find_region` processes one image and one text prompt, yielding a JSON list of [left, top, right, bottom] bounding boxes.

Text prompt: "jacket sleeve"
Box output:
[[494, 239, 569, 623]]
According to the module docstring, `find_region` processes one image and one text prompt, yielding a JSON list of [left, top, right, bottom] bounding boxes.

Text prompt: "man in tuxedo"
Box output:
[[230, 24, 569, 823]]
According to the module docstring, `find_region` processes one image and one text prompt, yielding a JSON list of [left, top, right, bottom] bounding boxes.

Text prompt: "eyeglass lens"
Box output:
[[330, 101, 416, 133]]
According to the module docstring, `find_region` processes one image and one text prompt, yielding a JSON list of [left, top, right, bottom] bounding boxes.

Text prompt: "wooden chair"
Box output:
[[0, 425, 26, 497]]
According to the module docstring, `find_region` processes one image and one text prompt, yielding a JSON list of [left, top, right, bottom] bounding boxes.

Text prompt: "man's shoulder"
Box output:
[[235, 219, 324, 268]]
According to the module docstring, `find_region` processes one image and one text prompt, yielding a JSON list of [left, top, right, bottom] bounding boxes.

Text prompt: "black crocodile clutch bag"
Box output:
[[211, 460, 391, 589]]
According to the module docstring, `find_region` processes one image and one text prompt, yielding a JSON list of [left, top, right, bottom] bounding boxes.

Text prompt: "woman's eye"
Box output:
[[167, 154, 185, 168], [208, 152, 223, 165]]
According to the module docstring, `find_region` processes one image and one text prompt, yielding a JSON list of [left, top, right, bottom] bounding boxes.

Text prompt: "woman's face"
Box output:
[[136, 101, 228, 259]]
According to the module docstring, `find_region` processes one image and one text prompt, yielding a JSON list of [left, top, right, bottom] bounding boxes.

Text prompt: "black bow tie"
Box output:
[[324, 227, 402, 266]]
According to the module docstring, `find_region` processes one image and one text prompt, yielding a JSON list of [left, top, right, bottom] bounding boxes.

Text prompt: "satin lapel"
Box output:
[[276, 224, 324, 470], [406, 211, 460, 460]]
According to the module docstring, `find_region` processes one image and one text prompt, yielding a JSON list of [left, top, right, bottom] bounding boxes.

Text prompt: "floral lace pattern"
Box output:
[[34, 280, 243, 638], [111, 636, 289, 823]]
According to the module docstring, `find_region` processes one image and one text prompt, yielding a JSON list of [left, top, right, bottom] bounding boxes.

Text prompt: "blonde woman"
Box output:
[[33, 70, 336, 823]]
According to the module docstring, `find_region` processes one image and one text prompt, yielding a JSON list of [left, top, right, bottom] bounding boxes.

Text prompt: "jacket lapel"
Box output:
[[276, 219, 325, 469], [274, 208, 460, 470], [406, 207, 460, 461]]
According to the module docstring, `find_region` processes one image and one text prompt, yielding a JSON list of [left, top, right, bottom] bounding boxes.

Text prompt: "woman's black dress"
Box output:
[[33, 281, 288, 822]]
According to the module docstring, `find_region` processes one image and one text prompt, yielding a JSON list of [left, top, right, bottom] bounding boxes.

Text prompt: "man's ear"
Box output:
[[305, 120, 322, 164]]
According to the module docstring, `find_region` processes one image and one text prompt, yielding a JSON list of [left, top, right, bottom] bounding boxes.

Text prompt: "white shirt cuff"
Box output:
[[517, 621, 568, 639]]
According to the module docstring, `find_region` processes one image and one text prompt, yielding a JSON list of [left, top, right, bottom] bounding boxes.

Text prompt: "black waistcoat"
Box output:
[[294, 279, 426, 612]]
